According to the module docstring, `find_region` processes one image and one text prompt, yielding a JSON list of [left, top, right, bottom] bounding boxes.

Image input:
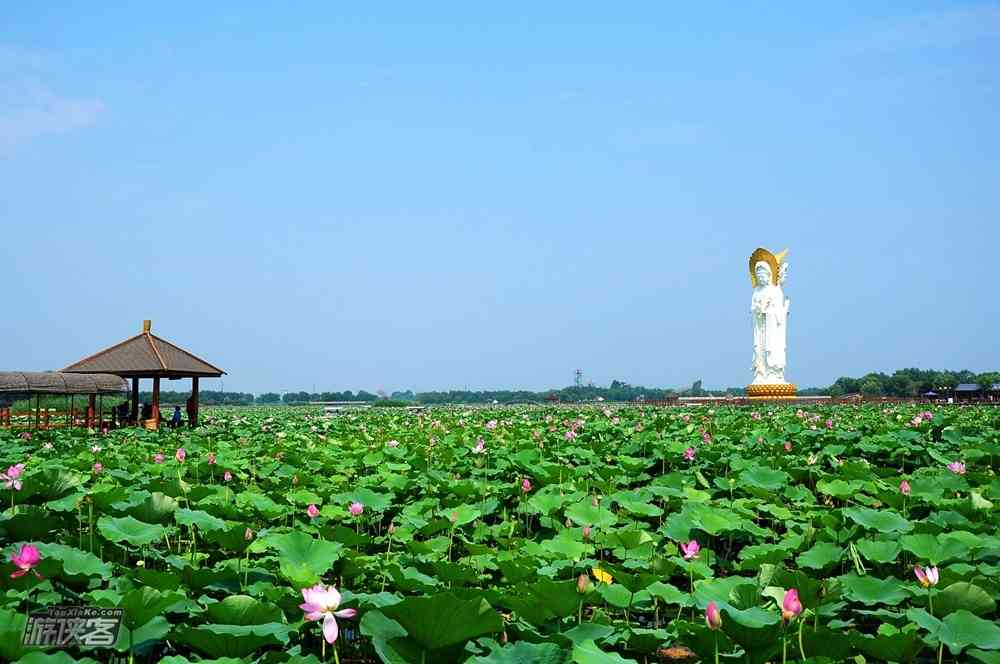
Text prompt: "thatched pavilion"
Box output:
[[62, 320, 225, 429], [0, 372, 128, 429]]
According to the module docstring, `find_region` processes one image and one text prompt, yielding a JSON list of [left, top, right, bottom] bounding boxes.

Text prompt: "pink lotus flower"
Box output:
[[826, 419, 834, 429], [2, 464, 25, 491], [911, 416, 923, 427], [207, 452, 216, 465], [223, 471, 232, 482], [783, 441, 793, 452], [922, 411, 933, 421], [701, 431, 712, 444], [752, 411, 762, 421], [43, 442, 53, 450], [682, 414, 690, 423], [683, 447, 696, 461], [10, 544, 41, 578], [900, 479, 911, 496], [175, 448, 186, 463], [565, 430, 577, 441], [386, 440, 400, 448], [349, 501, 364, 516], [485, 420, 497, 431], [705, 601, 722, 630], [582, 526, 592, 541], [306, 504, 320, 518], [19, 432, 31, 440], [472, 438, 486, 454], [299, 584, 357, 644], [611, 416, 620, 425], [92, 462, 103, 474], [947, 461, 966, 475], [153, 453, 164, 464], [680, 540, 700, 560], [782, 588, 802, 622], [521, 478, 532, 493], [914, 564, 939, 587]]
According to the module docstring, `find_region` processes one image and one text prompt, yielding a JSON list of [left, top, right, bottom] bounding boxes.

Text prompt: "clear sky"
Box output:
[[1, 3, 998, 394]]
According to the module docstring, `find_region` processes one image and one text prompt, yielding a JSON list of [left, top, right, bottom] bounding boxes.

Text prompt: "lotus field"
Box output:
[[2, 405, 1000, 664]]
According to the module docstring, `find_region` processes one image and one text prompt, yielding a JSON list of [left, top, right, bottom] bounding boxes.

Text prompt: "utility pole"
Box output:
[[574, 369, 583, 387]]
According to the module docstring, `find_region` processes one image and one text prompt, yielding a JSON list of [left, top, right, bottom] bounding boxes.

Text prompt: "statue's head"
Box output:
[[749, 247, 787, 287], [754, 261, 772, 288]]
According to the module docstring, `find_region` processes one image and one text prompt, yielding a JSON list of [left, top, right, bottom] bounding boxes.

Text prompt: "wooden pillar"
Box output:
[[131, 378, 140, 426], [34, 395, 40, 429], [152, 377, 161, 429], [191, 377, 199, 428], [88, 394, 96, 428]]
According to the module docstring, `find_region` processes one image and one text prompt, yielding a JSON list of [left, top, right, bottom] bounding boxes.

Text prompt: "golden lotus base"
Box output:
[[747, 383, 797, 398]]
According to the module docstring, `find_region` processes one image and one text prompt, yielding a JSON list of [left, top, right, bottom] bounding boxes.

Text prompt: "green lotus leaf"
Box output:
[[839, 574, 909, 605], [467, 640, 567, 664], [934, 582, 996, 617], [127, 492, 179, 523], [565, 499, 619, 528], [380, 593, 503, 652], [796, 542, 844, 570], [900, 533, 970, 565], [855, 539, 901, 563], [35, 542, 112, 579], [738, 467, 790, 491], [842, 507, 912, 534], [571, 640, 639, 664], [264, 531, 344, 587], [175, 508, 227, 532], [205, 595, 285, 625], [171, 623, 291, 658], [97, 515, 166, 546]]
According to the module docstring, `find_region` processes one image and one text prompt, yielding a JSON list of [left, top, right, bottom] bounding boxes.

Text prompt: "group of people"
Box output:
[[110, 396, 197, 428]]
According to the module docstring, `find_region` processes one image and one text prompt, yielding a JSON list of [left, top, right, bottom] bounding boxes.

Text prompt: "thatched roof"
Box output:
[[62, 321, 225, 378], [0, 372, 128, 395]]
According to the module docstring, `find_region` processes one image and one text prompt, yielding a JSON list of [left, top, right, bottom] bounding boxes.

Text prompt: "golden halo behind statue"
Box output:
[[748, 247, 787, 287]]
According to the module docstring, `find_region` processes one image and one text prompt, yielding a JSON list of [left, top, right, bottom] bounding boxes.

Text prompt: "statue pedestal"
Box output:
[[746, 384, 797, 398]]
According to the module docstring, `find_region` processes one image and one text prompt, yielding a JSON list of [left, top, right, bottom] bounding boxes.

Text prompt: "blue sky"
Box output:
[[1, 3, 998, 394]]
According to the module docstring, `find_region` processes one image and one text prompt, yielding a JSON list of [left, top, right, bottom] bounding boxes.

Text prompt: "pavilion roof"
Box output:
[[955, 383, 981, 392], [0, 372, 128, 395], [62, 321, 225, 378]]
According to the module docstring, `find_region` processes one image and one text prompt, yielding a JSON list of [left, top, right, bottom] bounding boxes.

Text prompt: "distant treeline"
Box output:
[[828, 369, 1000, 397], [131, 369, 1000, 406]]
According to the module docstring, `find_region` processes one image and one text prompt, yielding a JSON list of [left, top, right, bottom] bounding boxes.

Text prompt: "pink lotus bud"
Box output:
[[577, 573, 592, 594], [582, 526, 592, 541], [175, 448, 186, 463], [521, 478, 532, 493], [244, 527, 254, 540], [705, 601, 722, 630], [307, 504, 320, 518], [784, 441, 792, 452], [899, 479, 911, 496], [683, 447, 696, 461], [92, 462, 103, 474], [224, 471, 232, 482], [207, 452, 216, 465], [782, 588, 802, 622], [387, 523, 397, 535]]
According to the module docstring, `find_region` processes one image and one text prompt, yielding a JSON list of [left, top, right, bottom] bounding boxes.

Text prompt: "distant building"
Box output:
[[955, 383, 983, 402]]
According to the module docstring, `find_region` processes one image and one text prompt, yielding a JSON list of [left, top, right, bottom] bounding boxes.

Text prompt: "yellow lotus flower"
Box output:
[[591, 567, 613, 584]]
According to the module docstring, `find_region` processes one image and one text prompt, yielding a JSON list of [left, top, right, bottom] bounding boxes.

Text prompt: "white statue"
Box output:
[[750, 248, 790, 386]]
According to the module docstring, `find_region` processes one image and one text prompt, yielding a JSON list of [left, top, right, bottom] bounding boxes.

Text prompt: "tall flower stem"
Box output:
[[782, 625, 788, 664]]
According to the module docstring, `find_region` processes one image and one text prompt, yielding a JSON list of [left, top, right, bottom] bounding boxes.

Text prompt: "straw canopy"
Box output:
[[0, 371, 128, 395]]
